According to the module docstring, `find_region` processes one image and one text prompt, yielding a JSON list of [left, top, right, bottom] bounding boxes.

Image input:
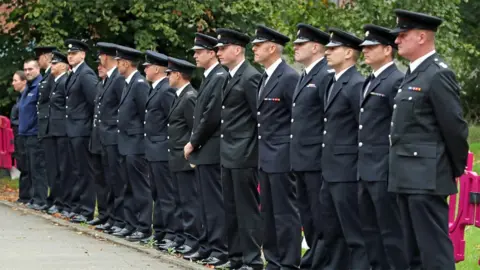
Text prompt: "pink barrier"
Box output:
[[0, 116, 13, 169], [449, 151, 480, 265]]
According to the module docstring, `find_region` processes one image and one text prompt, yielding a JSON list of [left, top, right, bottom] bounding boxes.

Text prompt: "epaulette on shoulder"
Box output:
[[327, 69, 335, 73], [137, 79, 145, 82], [433, 58, 448, 69], [216, 72, 224, 75]]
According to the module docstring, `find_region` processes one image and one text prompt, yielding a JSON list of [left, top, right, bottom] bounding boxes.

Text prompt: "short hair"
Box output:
[[24, 59, 39, 68], [14, 70, 27, 81], [275, 44, 284, 55], [180, 73, 192, 81]]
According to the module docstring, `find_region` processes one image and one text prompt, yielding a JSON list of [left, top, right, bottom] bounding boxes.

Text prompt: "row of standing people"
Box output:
[[11, 8, 469, 270]]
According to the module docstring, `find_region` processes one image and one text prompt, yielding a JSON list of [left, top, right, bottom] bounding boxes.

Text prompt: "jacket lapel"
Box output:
[[103, 68, 117, 92], [167, 84, 190, 119], [223, 61, 247, 102], [257, 61, 284, 108], [399, 54, 437, 89], [361, 64, 397, 105], [325, 67, 354, 111], [293, 58, 326, 101], [119, 72, 138, 106], [66, 62, 85, 94], [146, 78, 167, 105]]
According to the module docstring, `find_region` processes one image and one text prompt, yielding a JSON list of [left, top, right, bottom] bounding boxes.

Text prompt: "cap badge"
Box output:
[[68, 44, 72, 48], [330, 32, 333, 38], [365, 31, 369, 37], [297, 30, 300, 36], [396, 17, 399, 24], [255, 29, 257, 35], [217, 35, 221, 39]]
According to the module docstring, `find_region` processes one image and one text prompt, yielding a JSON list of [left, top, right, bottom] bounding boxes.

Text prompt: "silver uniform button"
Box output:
[[221, 134, 224, 138], [398, 89, 402, 93], [168, 149, 170, 152], [360, 108, 364, 113], [293, 103, 296, 107], [167, 136, 169, 139], [359, 125, 363, 130], [145, 110, 148, 113], [391, 122, 394, 127], [258, 135, 261, 139], [143, 121, 146, 124], [167, 124, 170, 127], [117, 119, 119, 123], [408, 97, 412, 100], [359, 142, 363, 147], [144, 133, 147, 136], [323, 130, 326, 135], [65, 106, 68, 109], [324, 118, 327, 122], [414, 152, 418, 156], [221, 120, 224, 124], [393, 104, 397, 109], [222, 106, 225, 109], [258, 123, 261, 127], [291, 119, 294, 123], [257, 111, 261, 115], [322, 143, 325, 148], [66, 115, 69, 118], [117, 130, 120, 133], [98, 120, 101, 123], [290, 134, 293, 139]]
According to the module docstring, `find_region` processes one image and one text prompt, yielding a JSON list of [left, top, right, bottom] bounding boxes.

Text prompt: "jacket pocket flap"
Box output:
[[126, 128, 144, 135], [334, 145, 357, 154], [150, 135, 167, 142], [300, 137, 323, 146], [271, 135, 290, 145], [395, 144, 436, 158]]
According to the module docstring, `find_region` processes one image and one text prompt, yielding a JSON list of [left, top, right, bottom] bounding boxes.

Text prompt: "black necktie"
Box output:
[[103, 76, 108, 86], [299, 70, 306, 84], [406, 67, 411, 76], [363, 74, 375, 98], [327, 77, 336, 102], [258, 72, 269, 98], [223, 74, 232, 92]]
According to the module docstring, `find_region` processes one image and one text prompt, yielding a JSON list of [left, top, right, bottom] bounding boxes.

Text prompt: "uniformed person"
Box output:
[[389, 9, 468, 269], [162, 57, 200, 255], [19, 59, 47, 211], [33, 46, 56, 211], [252, 25, 301, 269], [357, 24, 408, 270], [112, 45, 151, 241], [140, 51, 177, 246], [183, 33, 228, 266], [43, 51, 71, 216], [87, 58, 112, 228], [63, 39, 98, 223], [215, 28, 263, 270], [11, 71, 31, 205], [290, 24, 331, 270], [93, 42, 125, 234], [321, 28, 369, 270]]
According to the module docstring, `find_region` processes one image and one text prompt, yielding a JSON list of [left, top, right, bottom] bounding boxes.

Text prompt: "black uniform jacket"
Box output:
[[189, 64, 228, 165], [47, 73, 68, 137], [388, 54, 468, 195], [144, 78, 176, 162], [167, 84, 197, 172], [257, 60, 299, 173], [65, 62, 98, 137], [321, 66, 364, 183], [117, 71, 149, 156], [358, 64, 403, 181], [98, 67, 124, 146], [220, 61, 261, 169], [290, 58, 331, 172]]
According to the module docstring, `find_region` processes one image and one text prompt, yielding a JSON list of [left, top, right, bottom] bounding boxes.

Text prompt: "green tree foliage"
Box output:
[[0, 0, 478, 119]]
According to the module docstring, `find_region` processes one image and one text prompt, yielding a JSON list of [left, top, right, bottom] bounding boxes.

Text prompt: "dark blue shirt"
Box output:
[[18, 75, 43, 135]]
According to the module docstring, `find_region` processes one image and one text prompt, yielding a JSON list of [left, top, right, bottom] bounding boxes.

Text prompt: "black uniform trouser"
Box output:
[[14, 131, 31, 203], [69, 136, 95, 217], [23, 136, 47, 206], [222, 167, 262, 268], [295, 171, 326, 270], [43, 136, 69, 209], [149, 161, 177, 241], [119, 154, 151, 233], [397, 194, 455, 270], [259, 170, 301, 270], [172, 170, 201, 249], [103, 144, 124, 228], [91, 153, 112, 222], [359, 181, 408, 270], [196, 164, 227, 259], [320, 180, 369, 270]]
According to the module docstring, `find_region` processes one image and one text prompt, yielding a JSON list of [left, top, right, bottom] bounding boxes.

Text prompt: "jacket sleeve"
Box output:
[[348, 79, 363, 124], [160, 87, 176, 117], [134, 81, 149, 116], [113, 76, 125, 102], [244, 71, 261, 119], [81, 70, 99, 106], [184, 91, 197, 130], [430, 69, 469, 177], [190, 75, 226, 148], [283, 71, 299, 112]]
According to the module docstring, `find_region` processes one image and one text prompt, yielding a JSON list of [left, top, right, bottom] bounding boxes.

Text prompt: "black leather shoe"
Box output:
[[70, 215, 91, 223], [104, 226, 122, 234], [203, 257, 229, 267], [65, 212, 77, 219], [125, 231, 150, 242], [95, 223, 112, 231], [32, 204, 48, 211], [157, 239, 180, 250], [47, 205, 61, 215], [174, 244, 194, 255], [87, 218, 105, 226], [112, 228, 133, 238], [139, 235, 158, 245], [184, 251, 209, 262]]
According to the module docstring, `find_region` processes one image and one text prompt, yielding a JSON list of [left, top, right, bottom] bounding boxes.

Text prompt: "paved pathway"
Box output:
[[0, 204, 181, 270]]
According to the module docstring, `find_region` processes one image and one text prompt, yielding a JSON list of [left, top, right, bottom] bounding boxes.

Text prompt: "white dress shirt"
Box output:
[[409, 50, 436, 73]]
